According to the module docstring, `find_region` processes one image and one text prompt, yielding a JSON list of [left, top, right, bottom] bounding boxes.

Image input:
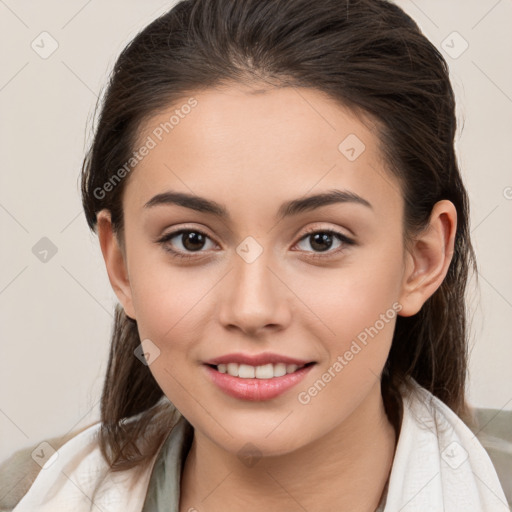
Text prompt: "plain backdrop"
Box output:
[[1, 0, 511, 464]]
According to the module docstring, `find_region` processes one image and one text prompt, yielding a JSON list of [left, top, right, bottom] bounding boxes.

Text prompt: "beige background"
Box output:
[[1, 0, 511, 464]]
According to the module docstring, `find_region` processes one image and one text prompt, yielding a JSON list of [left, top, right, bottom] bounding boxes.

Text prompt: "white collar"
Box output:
[[382, 379, 508, 511], [12, 379, 508, 511]]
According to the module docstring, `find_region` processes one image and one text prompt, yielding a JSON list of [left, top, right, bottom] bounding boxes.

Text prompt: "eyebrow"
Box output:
[[143, 189, 372, 220]]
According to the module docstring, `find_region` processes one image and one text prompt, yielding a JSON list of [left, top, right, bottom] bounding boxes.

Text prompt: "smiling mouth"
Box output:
[[206, 361, 316, 379]]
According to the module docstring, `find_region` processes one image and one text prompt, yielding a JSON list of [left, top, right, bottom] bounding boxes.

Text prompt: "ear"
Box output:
[[398, 200, 457, 317], [96, 209, 136, 320]]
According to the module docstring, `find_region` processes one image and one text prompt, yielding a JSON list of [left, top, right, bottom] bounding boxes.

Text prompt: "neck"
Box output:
[[180, 380, 398, 512]]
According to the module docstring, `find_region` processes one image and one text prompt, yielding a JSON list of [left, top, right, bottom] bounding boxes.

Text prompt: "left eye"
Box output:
[[295, 229, 354, 254]]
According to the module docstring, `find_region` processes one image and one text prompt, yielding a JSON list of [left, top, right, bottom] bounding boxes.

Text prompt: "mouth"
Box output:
[[205, 361, 316, 379], [203, 361, 317, 401]]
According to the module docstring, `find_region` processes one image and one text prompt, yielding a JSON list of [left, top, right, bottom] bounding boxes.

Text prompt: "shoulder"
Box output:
[[0, 424, 92, 512], [387, 379, 510, 510], [468, 405, 512, 508], [2, 422, 155, 512]]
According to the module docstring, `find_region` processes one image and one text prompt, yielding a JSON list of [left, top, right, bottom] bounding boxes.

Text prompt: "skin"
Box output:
[[96, 84, 456, 512]]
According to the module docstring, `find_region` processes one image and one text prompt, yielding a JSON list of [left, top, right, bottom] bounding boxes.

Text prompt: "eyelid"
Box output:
[[155, 223, 216, 242], [299, 224, 354, 241]]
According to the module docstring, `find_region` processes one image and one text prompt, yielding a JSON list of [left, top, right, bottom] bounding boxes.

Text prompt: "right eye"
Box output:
[[156, 229, 217, 259]]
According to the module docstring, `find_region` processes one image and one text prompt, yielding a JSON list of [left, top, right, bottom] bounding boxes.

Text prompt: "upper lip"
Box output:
[[204, 352, 315, 367]]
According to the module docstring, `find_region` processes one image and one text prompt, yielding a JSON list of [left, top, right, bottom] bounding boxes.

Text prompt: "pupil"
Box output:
[[310, 232, 332, 252], [183, 232, 205, 251]]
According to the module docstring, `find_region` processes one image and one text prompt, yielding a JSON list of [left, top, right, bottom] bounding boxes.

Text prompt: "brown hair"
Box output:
[[81, 0, 477, 471]]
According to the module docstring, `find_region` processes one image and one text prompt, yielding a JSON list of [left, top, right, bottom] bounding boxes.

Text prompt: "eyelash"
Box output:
[[156, 227, 355, 260]]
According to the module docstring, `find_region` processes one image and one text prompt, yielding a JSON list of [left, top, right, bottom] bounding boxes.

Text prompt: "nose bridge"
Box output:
[[218, 240, 290, 333]]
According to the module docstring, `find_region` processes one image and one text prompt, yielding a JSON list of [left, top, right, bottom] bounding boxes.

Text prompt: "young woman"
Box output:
[[11, 0, 509, 511]]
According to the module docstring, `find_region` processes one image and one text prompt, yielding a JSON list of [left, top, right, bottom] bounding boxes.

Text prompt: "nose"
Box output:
[[218, 248, 292, 336]]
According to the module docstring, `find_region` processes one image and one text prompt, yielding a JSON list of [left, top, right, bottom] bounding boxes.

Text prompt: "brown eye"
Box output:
[[295, 229, 355, 256], [308, 232, 336, 252], [180, 231, 207, 251], [157, 229, 216, 258]]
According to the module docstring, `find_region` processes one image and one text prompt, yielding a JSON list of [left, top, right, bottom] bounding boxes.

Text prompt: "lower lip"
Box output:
[[203, 364, 315, 401]]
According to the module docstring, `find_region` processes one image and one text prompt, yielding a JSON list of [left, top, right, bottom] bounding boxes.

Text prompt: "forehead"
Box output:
[[135, 84, 379, 164], [125, 85, 401, 218]]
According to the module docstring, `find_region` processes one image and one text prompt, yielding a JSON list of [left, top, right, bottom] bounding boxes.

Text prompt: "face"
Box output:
[[109, 84, 411, 456]]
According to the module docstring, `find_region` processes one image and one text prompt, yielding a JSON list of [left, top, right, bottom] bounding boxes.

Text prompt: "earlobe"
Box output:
[[398, 200, 457, 317], [96, 209, 137, 320]]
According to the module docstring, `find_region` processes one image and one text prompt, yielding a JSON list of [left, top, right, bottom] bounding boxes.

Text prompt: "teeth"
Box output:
[[273, 363, 287, 377], [238, 364, 255, 378], [255, 363, 274, 379], [215, 362, 305, 379]]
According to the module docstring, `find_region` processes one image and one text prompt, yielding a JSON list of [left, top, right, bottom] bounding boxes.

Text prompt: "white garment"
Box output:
[[12, 379, 509, 512]]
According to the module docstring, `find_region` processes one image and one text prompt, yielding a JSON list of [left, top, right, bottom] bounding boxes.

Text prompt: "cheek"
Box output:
[[129, 265, 212, 405], [292, 269, 402, 423], [124, 225, 208, 332], [290, 245, 404, 392], [130, 265, 213, 344], [295, 246, 404, 339]]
